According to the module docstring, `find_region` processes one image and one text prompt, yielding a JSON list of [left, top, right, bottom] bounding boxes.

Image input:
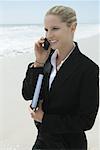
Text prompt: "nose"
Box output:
[[46, 31, 53, 40]]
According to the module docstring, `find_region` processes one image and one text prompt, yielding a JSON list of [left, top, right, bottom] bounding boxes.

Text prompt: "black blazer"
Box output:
[[22, 42, 99, 135]]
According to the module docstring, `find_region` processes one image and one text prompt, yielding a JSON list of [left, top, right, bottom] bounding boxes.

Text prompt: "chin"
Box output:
[[51, 42, 61, 50], [51, 45, 58, 50]]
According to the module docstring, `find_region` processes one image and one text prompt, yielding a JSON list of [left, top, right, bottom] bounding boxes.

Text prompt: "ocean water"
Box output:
[[0, 24, 100, 57]]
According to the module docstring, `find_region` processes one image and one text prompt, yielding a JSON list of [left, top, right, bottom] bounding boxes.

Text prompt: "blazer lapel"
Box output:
[[49, 44, 81, 93]]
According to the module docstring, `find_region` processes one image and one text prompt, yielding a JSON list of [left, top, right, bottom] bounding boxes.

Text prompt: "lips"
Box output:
[[49, 40, 58, 44]]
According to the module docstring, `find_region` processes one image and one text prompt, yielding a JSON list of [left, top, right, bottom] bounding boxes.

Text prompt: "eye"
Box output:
[[52, 27, 59, 30]]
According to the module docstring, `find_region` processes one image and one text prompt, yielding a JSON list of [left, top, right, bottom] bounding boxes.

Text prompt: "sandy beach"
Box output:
[[0, 34, 100, 150]]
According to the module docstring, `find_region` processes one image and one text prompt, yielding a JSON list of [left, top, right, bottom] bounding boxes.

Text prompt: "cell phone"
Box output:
[[42, 38, 50, 50]]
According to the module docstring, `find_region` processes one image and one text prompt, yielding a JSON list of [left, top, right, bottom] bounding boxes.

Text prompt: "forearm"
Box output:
[[22, 63, 43, 100]]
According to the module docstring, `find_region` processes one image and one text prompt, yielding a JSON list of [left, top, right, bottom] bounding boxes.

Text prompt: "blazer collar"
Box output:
[[49, 42, 81, 93]]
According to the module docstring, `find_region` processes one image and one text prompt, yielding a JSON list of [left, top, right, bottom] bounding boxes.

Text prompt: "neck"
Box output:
[[57, 42, 75, 65]]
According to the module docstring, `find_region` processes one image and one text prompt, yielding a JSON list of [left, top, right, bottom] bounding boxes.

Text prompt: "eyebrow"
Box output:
[[44, 26, 60, 31]]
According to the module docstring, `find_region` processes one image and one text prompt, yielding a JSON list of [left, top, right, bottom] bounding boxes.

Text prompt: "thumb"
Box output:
[[28, 106, 35, 114]]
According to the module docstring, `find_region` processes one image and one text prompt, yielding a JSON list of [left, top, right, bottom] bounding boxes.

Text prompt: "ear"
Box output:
[[71, 23, 77, 33]]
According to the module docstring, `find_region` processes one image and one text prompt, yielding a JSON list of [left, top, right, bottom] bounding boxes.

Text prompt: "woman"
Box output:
[[22, 6, 99, 149]]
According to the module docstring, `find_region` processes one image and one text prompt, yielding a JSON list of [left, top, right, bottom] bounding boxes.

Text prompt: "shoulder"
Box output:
[[78, 51, 99, 73]]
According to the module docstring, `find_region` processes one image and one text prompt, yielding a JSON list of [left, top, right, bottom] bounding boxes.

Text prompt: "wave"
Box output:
[[0, 24, 100, 58]]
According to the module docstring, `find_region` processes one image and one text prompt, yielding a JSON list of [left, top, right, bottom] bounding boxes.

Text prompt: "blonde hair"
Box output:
[[45, 5, 77, 27]]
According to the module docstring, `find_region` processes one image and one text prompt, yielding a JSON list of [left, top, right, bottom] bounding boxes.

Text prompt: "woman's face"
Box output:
[[44, 15, 76, 51]]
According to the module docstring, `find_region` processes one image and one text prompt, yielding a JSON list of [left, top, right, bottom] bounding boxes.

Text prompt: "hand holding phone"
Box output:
[[34, 37, 51, 67]]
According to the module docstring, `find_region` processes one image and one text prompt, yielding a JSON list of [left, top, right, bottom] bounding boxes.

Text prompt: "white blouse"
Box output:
[[49, 44, 75, 89]]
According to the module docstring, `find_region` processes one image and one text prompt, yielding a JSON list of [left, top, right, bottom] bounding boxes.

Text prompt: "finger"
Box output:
[[30, 112, 35, 117], [35, 42, 41, 48], [30, 113, 34, 118], [28, 106, 35, 115], [38, 39, 45, 45], [28, 106, 33, 113], [40, 37, 45, 40], [36, 107, 39, 111]]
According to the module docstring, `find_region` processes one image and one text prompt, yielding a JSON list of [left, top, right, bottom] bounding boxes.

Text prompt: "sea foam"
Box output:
[[0, 24, 99, 57]]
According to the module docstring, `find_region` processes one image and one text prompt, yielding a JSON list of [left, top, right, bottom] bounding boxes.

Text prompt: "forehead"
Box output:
[[44, 15, 63, 26]]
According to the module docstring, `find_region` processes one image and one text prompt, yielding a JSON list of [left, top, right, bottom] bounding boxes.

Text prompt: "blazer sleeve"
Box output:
[[22, 63, 43, 100], [40, 64, 99, 133]]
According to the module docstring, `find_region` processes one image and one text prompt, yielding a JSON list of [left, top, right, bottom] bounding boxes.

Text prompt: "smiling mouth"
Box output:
[[49, 40, 58, 44]]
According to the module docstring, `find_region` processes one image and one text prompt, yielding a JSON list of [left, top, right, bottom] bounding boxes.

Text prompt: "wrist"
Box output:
[[36, 60, 45, 65], [34, 60, 45, 67]]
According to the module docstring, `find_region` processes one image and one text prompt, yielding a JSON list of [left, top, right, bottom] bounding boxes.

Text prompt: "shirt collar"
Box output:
[[51, 42, 76, 70], [50, 49, 58, 68]]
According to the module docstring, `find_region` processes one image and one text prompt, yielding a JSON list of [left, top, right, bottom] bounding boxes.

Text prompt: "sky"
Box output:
[[0, 0, 100, 25]]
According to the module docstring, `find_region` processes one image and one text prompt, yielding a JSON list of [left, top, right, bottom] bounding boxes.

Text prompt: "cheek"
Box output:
[[64, 31, 72, 41], [57, 30, 71, 43], [60, 34, 70, 43]]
